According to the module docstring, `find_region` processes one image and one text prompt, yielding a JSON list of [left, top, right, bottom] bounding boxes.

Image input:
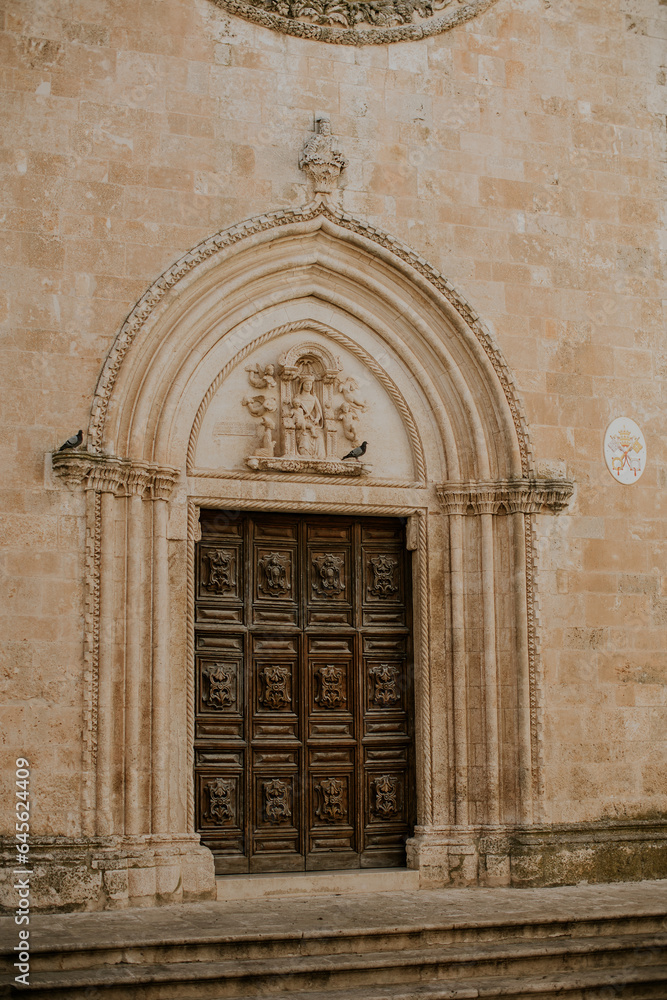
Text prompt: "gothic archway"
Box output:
[[53, 203, 572, 905]]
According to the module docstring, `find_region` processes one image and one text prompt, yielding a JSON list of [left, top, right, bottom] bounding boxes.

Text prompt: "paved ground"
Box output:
[[1, 880, 666, 951]]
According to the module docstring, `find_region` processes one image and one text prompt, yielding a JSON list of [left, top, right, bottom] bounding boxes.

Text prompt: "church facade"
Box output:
[[1, 0, 666, 911]]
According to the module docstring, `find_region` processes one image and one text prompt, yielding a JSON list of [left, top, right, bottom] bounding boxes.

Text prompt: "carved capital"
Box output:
[[51, 451, 97, 489], [436, 479, 574, 516], [51, 452, 179, 499]]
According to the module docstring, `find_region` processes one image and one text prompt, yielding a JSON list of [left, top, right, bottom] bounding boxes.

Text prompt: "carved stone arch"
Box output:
[[86, 203, 531, 482], [51, 203, 573, 908]]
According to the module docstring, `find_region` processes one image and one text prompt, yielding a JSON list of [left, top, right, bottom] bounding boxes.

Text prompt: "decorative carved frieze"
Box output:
[[51, 452, 178, 499], [371, 775, 399, 820], [299, 116, 347, 194], [369, 555, 399, 598], [263, 778, 292, 824], [207, 0, 499, 46], [369, 663, 401, 707], [315, 665, 345, 710], [436, 479, 574, 516], [242, 341, 370, 476]]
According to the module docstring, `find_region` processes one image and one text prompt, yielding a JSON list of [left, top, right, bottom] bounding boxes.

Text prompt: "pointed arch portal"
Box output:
[[53, 203, 572, 906]]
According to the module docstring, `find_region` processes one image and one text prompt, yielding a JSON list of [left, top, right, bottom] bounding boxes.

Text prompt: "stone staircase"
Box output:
[[1, 880, 666, 998]]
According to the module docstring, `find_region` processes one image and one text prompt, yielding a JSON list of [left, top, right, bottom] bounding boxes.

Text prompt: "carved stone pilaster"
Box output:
[[436, 479, 574, 516], [51, 452, 179, 500]]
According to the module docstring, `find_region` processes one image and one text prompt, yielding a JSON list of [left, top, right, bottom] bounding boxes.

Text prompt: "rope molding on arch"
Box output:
[[186, 319, 427, 482], [87, 201, 534, 477]]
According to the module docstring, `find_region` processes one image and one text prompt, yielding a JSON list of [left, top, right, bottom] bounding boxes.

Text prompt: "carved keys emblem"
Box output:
[[371, 775, 399, 820], [205, 778, 234, 823], [263, 779, 292, 824], [312, 553, 344, 597], [315, 777, 346, 822], [258, 552, 291, 596], [203, 664, 235, 710], [369, 554, 399, 598], [369, 663, 401, 707], [259, 665, 291, 710], [315, 665, 345, 710], [205, 549, 235, 595]]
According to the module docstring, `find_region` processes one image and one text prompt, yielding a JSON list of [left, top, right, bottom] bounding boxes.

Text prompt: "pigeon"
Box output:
[[58, 429, 83, 451], [341, 441, 367, 461]]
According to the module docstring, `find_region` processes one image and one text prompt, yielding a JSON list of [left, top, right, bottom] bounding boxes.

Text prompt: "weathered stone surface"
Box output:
[[0, 0, 665, 911]]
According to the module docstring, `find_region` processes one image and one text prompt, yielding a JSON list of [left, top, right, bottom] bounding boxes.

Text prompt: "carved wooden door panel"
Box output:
[[195, 510, 414, 874]]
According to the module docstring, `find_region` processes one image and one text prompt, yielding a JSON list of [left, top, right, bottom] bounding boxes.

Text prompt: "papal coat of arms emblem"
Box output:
[[604, 417, 646, 485]]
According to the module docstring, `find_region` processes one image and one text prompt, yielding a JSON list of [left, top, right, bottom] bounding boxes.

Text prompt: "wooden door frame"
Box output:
[[187, 496, 432, 850]]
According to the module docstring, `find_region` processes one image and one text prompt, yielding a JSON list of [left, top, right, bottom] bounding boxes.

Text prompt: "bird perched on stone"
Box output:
[[341, 441, 367, 461], [58, 429, 83, 451]]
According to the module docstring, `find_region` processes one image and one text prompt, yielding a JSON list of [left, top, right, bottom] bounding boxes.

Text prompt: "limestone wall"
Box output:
[[1, 0, 666, 894]]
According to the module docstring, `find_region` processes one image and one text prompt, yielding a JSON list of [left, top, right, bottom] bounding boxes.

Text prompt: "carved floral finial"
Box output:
[[299, 116, 347, 195]]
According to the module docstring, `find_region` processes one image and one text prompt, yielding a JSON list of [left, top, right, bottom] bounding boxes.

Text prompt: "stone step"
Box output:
[[5, 933, 667, 999], [6, 906, 667, 973], [216, 868, 421, 902]]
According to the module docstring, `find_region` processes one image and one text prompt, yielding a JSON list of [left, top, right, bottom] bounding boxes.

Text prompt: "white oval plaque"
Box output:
[[604, 417, 646, 484]]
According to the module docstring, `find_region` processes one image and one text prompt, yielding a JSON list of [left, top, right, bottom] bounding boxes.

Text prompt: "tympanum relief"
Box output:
[[243, 343, 368, 475], [194, 331, 415, 481]]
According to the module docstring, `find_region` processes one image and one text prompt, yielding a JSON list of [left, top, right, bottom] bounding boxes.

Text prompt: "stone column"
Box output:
[[151, 476, 174, 835], [448, 512, 468, 827], [480, 511, 501, 826], [124, 469, 151, 835], [89, 462, 125, 836], [511, 509, 533, 825]]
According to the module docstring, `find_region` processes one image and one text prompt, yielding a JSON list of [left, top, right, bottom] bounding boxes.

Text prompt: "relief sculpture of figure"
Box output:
[[291, 376, 324, 458], [336, 400, 360, 444]]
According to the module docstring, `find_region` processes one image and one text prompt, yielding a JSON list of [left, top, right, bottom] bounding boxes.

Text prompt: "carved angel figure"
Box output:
[[242, 394, 278, 417], [245, 363, 277, 389], [337, 376, 367, 411], [336, 400, 360, 444]]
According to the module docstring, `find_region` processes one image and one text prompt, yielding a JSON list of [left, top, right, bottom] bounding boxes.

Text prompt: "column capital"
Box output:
[[436, 479, 574, 516], [52, 452, 179, 500]]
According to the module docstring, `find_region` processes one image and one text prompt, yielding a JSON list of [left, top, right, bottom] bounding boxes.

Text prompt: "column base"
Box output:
[[406, 821, 667, 888], [0, 834, 216, 913]]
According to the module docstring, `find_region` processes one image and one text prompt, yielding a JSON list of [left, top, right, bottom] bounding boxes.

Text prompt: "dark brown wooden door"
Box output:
[[194, 510, 414, 874]]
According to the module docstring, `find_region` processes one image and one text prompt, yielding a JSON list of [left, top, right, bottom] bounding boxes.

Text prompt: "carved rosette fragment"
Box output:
[[436, 479, 574, 516]]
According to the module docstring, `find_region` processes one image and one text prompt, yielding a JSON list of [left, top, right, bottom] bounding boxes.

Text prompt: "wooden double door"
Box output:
[[194, 510, 415, 874]]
